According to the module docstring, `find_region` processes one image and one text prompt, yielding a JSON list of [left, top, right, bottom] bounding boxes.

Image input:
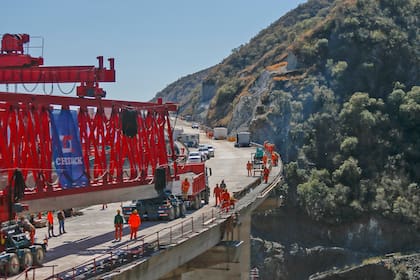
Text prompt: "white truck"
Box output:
[[213, 127, 228, 140], [235, 131, 251, 147]]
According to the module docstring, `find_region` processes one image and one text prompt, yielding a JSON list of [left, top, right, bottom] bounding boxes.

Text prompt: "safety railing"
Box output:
[[43, 206, 235, 280], [4, 158, 280, 280]]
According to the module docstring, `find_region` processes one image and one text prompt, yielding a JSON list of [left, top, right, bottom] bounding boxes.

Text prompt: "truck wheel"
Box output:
[[6, 253, 20, 275], [204, 191, 209, 205], [21, 249, 33, 269], [33, 247, 45, 266]]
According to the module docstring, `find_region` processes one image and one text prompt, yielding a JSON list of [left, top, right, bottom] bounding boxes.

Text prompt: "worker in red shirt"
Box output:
[[263, 166, 270, 183], [246, 161, 253, 176], [128, 209, 141, 240], [213, 183, 222, 206], [47, 211, 55, 238], [182, 178, 190, 201]]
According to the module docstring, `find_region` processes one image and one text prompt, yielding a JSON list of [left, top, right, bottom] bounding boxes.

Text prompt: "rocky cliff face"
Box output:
[[251, 205, 420, 279]]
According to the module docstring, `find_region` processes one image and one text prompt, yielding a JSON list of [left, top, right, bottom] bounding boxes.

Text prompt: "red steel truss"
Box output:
[[0, 93, 178, 222]]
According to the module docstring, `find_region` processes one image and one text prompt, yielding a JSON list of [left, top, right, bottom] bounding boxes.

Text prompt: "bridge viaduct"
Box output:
[[105, 159, 283, 280], [24, 129, 283, 280]]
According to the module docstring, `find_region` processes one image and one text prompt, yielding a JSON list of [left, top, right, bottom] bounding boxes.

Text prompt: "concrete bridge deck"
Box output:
[[11, 126, 283, 280]]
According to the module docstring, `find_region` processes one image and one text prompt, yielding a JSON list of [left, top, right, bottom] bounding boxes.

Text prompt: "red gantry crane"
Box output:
[[0, 33, 184, 223]]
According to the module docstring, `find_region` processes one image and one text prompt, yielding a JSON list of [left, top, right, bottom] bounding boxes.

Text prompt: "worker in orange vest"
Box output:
[[263, 166, 270, 183], [182, 178, 190, 200], [221, 190, 231, 213], [213, 183, 222, 206], [246, 161, 253, 176], [271, 153, 277, 166], [262, 154, 268, 165], [128, 209, 141, 240]]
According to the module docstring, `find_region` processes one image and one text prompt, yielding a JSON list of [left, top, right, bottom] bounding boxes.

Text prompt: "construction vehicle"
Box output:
[[122, 191, 186, 221], [0, 33, 196, 276], [0, 221, 47, 276], [172, 163, 210, 209], [177, 132, 200, 148], [122, 156, 211, 220]]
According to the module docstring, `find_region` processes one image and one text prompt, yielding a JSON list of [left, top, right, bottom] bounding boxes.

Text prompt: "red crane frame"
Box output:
[[0, 34, 179, 222]]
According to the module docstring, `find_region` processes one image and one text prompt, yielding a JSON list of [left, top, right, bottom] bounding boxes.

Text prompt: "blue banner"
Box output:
[[50, 109, 88, 189]]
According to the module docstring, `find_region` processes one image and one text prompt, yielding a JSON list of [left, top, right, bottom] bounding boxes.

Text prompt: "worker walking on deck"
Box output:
[[221, 190, 231, 213], [213, 183, 222, 206], [262, 154, 268, 165], [47, 211, 55, 238], [128, 209, 141, 240], [19, 216, 36, 245], [220, 179, 227, 189], [246, 161, 253, 176], [263, 165, 270, 183], [272, 152, 279, 167], [182, 178, 190, 200], [114, 209, 124, 241], [57, 209, 66, 234]]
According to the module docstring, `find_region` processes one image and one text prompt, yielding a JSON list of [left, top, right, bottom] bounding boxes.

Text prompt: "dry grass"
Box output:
[[266, 61, 288, 71]]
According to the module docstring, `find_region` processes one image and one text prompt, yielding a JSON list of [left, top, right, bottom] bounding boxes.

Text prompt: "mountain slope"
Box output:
[[156, 1, 420, 277]]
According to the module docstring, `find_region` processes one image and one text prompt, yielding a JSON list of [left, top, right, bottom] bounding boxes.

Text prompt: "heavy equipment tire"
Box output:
[[180, 203, 187, 217], [174, 204, 181, 218], [167, 208, 175, 221], [193, 196, 201, 210], [7, 253, 20, 275], [20, 249, 33, 269], [33, 247, 45, 266]]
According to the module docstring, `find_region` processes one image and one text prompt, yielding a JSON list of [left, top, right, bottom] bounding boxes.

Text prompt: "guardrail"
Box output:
[[40, 207, 235, 280]]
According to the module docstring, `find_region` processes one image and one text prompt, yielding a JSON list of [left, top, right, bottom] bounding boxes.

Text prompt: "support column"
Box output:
[[164, 209, 252, 280]]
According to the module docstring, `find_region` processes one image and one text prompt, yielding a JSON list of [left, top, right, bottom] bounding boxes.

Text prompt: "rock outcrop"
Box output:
[[251, 206, 420, 279]]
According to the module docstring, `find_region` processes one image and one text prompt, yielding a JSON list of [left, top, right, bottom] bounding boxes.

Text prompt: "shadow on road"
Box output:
[[44, 221, 158, 262]]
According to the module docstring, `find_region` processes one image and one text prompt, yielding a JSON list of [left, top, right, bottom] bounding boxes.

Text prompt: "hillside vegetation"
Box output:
[[158, 0, 420, 227]]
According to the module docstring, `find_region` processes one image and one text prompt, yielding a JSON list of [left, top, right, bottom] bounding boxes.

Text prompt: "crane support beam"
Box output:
[[0, 92, 177, 112], [0, 63, 115, 84]]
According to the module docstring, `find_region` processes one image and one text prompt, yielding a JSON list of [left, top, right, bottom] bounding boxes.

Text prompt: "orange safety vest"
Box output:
[[47, 211, 54, 224], [128, 213, 141, 228], [246, 161, 253, 170], [214, 186, 222, 196], [262, 155, 268, 164], [222, 191, 230, 203], [182, 179, 190, 193]]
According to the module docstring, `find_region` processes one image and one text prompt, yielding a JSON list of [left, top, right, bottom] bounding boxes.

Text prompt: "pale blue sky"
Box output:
[[2, 0, 306, 102]]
